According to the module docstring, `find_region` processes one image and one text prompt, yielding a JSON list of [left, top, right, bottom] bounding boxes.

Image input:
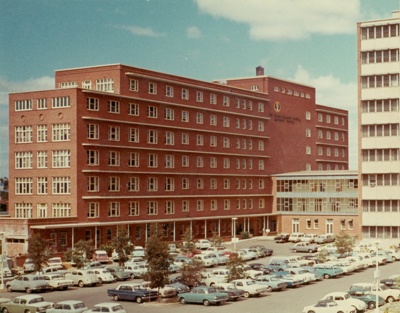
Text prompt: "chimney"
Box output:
[[256, 66, 264, 76]]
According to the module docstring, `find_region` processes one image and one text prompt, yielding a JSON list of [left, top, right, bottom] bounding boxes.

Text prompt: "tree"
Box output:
[[27, 233, 53, 273], [144, 225, 173, 301], [181, 228, 196, 256], [0, 177, 8, 205], [111, 226, 133, 266], [180, 259, 204, 288], [334, 231, 356, 257], [209, 232, 224, 247], [225, 254, 246, 282], [64, 239, 95, 268]]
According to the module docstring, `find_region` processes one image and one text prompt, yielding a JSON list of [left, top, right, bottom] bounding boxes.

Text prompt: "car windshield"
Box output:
[[111, 305, 123, 312], [245, 281, 256, 286], [74, 303, 86, 309], [29, 297, 45, 303]]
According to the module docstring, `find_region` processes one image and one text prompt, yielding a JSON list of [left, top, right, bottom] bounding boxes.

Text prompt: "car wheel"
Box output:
[[63, 286, 68, 290], [3, 308, 9, 313], [24, 310, 31, 313], [130, 274, 135, 279], [323, 274, 330, 279], [293, 249, 297, 253], [308, 249, 313, 253], [307, 311, 316, 313], [179, 297, 186, 304], [6, 286, 12, 292], [203, 300, 210, 306], [266, 286, 273, 292], [387, 296, 395, 303], [25, 288, 32, 294], [368, 302, 376, 309], [113, 295, 119, 301], [243, 292, 250, 298], [98, 278, 103, 284], [136, 297, 143, 303], [78, 280, 84, 288]]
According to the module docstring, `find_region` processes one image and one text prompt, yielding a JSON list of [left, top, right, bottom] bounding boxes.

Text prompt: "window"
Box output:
[[129, 79, 139, 91], [223, 178, 230, 189], [147, 106, 157, 118], [326, 115, 331, 123], [15, 126, 33, 143], [87, 150, 99, 166], [196, 156, 204, 168], [196, 113, 203, 124], [318, 113, 323, 122], [259, 160, 265, 170], [129, 202, 140, 216], [129, 103, 139, 116], [127, 177, 139, 191], [223, 158, 230, 169], [15, 203, 33, 218], [148, 82, 157, 94], [52, 177, 71, 194], [306, 146, 311, 154], [108, 176, 120, 192], [223, 116, 230, 127], [37, 125, 48, 142], [52, 150, 71, 168], [258, 102, 264, 112], [223, 137, 230, 148], [108, 126, 120, 141], [224, 199, 230, 210], [223, 96, 230, 107], [165, 108, 174, 120], [37, 151, 47, 168], [182, 177, 189, 189], [181, 133, 189, 145], [197, 178, 204, 189], [37, 203, 48, 218], [37, 98, 47, 109], [306, 111, 311, 120], [210, 94, 217, 104], [129, 128, 139, 143], [108, 151, 120, 166], [87, 124, 99, 140], [15, 177, 32, 194], [147, 130, 158, 144], [210, 178, 217, 189], [306, 128, 311, 137], [165, 178, 175, 191], [210, 114, 217, 126], [15, 100, 33, 111], [182, 155, 189, 167], [211, 200, 217, 211], [210, 136, 217, 147], [181, 88, 189, 100], [87, 176, 99, 192], [52, 97, 70, 108], [37, 177, 47, 194], [197, 200, 204, 211], [96, 78, 114, 93], [147, 201, 158, 215], [52, 124, 70, 141], [165, 85, 174, 97], [210, 157, 217, 168], [258, 121, 264, 131], [52, 203, 71, 217], [258, 140, 264, 151], [182, 111, 189, 122], [108, 202, 120, 217], [82, 80, 92, 89], [87, 98, 99, 111], [108, 100, 120, 113], [196, 134, 204, 146], [165, 131, 174, 145], [148, 153, 158, 168], [196, 91, 203, 102], [15, 152, 32, 169], [88, 202, 99, 218], [165, 154, 174, 168], [128, 152, 139, 167], [182, 200, 189, 212]]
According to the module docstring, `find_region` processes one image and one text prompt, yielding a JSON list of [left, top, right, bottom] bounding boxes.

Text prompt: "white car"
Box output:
[[123, 264, 147, 279], [237, 249, 257, 261], [65, 270, 98, 287], [321, 292, 367, 312], [43, 273, 74, 291], [207, 252, 229, 265], [192, 254, 217, 267], [195, 240, 212, 250], [142, 281, 177, 298], [230, 279, 269, 298], [86, 303, 126, 313], [93, 268, 116, 284], [349, 283, 400, 303], [288, 233, 305, 243], [301, 233, 318, 243], [47, 257, 64, 270], [303, 299, 356, 313], [200, 272, 227, 286]]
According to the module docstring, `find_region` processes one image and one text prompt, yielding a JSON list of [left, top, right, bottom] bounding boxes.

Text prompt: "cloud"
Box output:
[[195, 0, 361, 40], [187, 26, 203, 38], [116, 25, 165, 38], [290, 65, 358, 169], [0, 76, 54, 177]]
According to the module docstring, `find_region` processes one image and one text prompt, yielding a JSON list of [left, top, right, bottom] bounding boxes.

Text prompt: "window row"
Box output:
[[362, 149, 400, 162], [87, 176, 266, 192], [317, 129, 345, 141], [317, 147, 346, 158], [277, 197, 358, 213], [361, 123, 399, 137], [362, 173, 400, 187], [15, 124, 70, 143], [317, 164, 346, 171], [361, 74, 399, 88], [87, 198, 265, 218], [273, 86, 311, 99], [128, 79, 266, 112], [15, 150, 70, 169], [87, 150, 266, 170], [317, 113, 345, 125], [277, 178, 358, 193], [362, 226, 400, 239], [361, 24, 399, 40], [361, 49, 399, 64], [15, 97, 70, 111], [15, 203, 71, 218], [15, 177, 70, 195], [361, 98, 399, 113], [362, 200, 400, 212]]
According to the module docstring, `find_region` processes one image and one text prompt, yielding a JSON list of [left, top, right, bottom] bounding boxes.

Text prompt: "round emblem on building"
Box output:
[[274, 101, 281, 112]]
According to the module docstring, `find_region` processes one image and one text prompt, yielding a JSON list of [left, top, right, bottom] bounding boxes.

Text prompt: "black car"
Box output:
[[247, 263, 275, 274], [274, 234, 290, 243]]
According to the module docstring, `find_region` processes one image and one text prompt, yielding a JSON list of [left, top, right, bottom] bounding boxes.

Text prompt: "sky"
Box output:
[[0, 0, 399, 178]]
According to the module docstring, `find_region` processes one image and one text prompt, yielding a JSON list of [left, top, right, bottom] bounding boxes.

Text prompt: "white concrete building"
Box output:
[[358, 11, 400, 240]]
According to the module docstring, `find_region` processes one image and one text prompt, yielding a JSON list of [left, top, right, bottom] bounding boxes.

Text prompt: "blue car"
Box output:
[[178, 286, 229, 306]]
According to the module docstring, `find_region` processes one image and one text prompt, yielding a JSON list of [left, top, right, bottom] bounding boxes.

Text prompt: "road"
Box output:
[[0, 237, 399, 313]]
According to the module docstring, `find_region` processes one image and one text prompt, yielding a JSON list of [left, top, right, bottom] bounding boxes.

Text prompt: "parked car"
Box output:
[[107, 283, 158, 303], [142, 281, 177, 298], [47, 257, 64, 269], [249, 245, 273, 256], [0, 295, 53, 313], [93, 268, 116, 284], [131, 246, 145, 257], [192, 254, 217, 267], [167, 281, 190, 294], [123, 264, 147, 279], [47, 301, 88, 313], [173, 256, 192, 269], [288, 233, 305, 243], [212, 283, 245, 301], [313, 264, 343, 279], [6, 274, 50, 293], [247, 263, 274, 275], [283, 268, 316, 284], [92, 250, 109, 264], [301, 233, 318, 243], [195, 240, 212, 250], [274, 233, 290, 243], [348, 283, 400, 303], [302, 299, 356, 313], [272, 273, 303, 288], [200, 272, 226, 286], [207, 252, 229, 265], [320, 292, 367, 313], [347, 290, 385, 310], [64, 270, 98, 287], [230, 279, 269, 298], [289, 242, 318, 253], [255, 275, 287, 292], [105, 266, 130, 281], [178, 286, 229, 306], [23, 259, 35, 273], [86, 303, 126, 313], [42, 273, 74, 291], [237, 249, 258, 260], [314, 234, 335, 244]]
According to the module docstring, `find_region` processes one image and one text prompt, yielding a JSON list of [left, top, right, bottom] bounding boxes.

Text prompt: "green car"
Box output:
[[1, 295, 53, 313], [348, 290, 385, 310], [178, 286, 229, 306]]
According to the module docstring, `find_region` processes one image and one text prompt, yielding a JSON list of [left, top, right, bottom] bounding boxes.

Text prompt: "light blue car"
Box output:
[[178, 286, 229, 306]]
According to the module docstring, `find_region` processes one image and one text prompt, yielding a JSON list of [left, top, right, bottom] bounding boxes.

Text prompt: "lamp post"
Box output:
[[0, 232, 4, 290], [374, 241, 380, 313], [232, 218, 238, 252]]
